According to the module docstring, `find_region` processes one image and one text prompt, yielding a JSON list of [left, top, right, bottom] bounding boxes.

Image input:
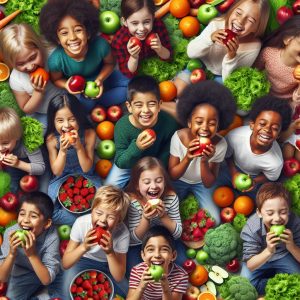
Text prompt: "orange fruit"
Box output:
[[189, 265, 209, 286], [159, 81, 177, 102], [212, 186, 234, 207], [0, 0, 8, 4], [95, 159, 113, 178], [169, 0, 190, 18], [218, 115, 243, 136], [0, 207, 17, 227], [0, 63, 10, 82], [179, 16, 201, 38], [197, 292, 217, 300], [0, 233, 2, 246], [30, 67, 49, 82], [234, 195, 254, 216], [96, 121, 115, 140], [154, 0, 169, 5]]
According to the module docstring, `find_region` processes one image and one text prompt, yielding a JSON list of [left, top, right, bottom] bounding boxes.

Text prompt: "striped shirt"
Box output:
[[129, 262, 188, 299], [127, 194, 182, 245]]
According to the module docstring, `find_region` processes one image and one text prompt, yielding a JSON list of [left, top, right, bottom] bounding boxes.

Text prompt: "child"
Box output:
[[0, 23, 63, 128], [168, 81, 236, 224], [254, 16, 300, 161], [105, 75, 178, 188], [39, 0, 129, 112], [111, 0, 172, 78], [127, 225, 188, 300], [0, 192, 62, 300], [0, 107, 45, 193], [45, 94, 101, 225], [125, 156, 183, 274], [240, 182, 300, 295], [218, 95, 292, 197], [175, 0, 270, 94], [61, 185, 130, 298]]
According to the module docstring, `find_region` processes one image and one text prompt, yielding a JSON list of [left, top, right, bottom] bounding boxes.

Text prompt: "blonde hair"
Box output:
[[0, 107, 22, 141], [220, 0, 270, 38], [0, 23, 46, 69], [92, 185, 130, 222]]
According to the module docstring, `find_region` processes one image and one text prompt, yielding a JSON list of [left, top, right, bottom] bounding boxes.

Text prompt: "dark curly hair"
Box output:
[[176, 80, 236, 130], [39, 0, 99, 45], [249, 95, 292, 131]]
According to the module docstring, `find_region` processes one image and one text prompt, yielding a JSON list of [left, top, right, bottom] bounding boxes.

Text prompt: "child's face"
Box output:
[[138, 167, 165, 201], [126, 92, 161, 129], [141, 236, 176, 273], [257, 197, 289, 231], [123, 7, 153, 40], [91, 203, 120, 231], [57, 15, 89, 60], [249, 111, 281, 150], [283, 36, 300, 67], [14, 47, 43, 74], [18, 202, 51, 237], [227, 0, 260, 38], [54, 106, 79, 135], [188, 104, 219, 140], [0, 138, 17, 154]]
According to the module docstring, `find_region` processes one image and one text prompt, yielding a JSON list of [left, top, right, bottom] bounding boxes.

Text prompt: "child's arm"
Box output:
[[148, 33, 170, 60], [280, 229, 300, 263], [127, 39, 141, 74], [62, 228, 97, 269]]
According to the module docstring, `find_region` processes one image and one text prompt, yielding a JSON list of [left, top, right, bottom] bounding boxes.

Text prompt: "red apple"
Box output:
[[222, 29, 237, 45], [183, 285, 200, 300], [190, 68, 206, 84], [283, 158, 300, 177], [93, 226, 108, 246], [0, 192, 19, 212], [226, 258, 240, 273], [0, 10, 5, 21], [276, 6, 294, 25], [68, 75, 86, 92], [192, 136, 211, 156], [107, 105, 123, 122], [293, 0, 300, 14], [143, 129, 157, 141], [20, 175, 39, 192], [182, 259, 196, 274], [63, 131, 76, 144], [91, 106, 107, 123], [129, 37, 142, 48], [59, 239, 69, 257], [296, 139, 300, 151], [188, 0, 205, 9], [220, 207, 236, 223], [217, 0, 235, 13], [145, 33, 157, 47], [0, 282, 7, 297]]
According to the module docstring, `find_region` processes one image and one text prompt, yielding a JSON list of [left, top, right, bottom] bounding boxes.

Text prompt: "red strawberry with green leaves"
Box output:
[[70, 284, 77, 293], [196, 209, 206, 221], [206, 218, 215, 229], [82, 279, 92, 290], [63, 199, 72, 208], [69, 205, 77, 212], [88, 187, 95, 194], [75, 276, 83, 285], [192, 227, 204, 240], [75, 178, 83, 188], [59, 192, 68, 201], [83, 179, 89, 187], [80, 187, 89, 197], [66, 176, 75, 184], [89, 270, 97, 278], [99, 289, 108, 298], [86, 193, 94, 203]]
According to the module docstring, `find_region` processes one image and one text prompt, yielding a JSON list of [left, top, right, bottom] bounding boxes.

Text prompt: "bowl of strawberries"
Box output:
[[58, 175, 96, 214], [70, 269, 114, 300]]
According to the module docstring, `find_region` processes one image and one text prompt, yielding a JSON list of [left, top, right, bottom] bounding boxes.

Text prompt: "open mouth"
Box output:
[[258, 133, 271, 143], [147, 191, 160, 198], [231, 23, 242, 34], [151, 261, 164, 266], [68, 42, 81, 51], [21, 226, 32, 231]]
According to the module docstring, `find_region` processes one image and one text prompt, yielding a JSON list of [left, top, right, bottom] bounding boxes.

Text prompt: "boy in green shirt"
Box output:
[[105, 75, 178, 188]]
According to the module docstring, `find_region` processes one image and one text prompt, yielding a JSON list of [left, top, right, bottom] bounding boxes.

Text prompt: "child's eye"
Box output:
[[60, 31, 68, 36], [75, 28, 83, 33]]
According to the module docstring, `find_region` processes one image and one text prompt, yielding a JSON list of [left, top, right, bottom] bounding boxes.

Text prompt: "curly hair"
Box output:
[[176, 80, 236, 130], [39, 0, 99, 45], [249, 95, 292, 131]]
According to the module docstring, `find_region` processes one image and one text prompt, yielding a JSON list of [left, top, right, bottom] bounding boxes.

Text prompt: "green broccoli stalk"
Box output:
[[203, 223, 243, 266], [179, 194, 199, 221], [0, 171, 11, 198], [21, 117, 44, 153], [233, 213, 247, 233], [219, 276, 258, 300]]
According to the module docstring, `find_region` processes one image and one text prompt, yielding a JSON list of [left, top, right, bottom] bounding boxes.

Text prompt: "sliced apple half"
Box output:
[[209, 266, 229, 284], [147, 198, 160, 209], [199, 281, 217, 295]]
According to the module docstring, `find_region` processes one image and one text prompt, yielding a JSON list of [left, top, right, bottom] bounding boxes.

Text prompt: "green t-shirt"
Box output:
[[48, 36, 110, 81]]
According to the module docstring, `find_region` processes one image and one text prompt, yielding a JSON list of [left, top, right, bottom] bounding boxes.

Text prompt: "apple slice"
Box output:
[[200, 281, 217, 295], [147, 198, 160, 209], [208, 266, 228, 284]]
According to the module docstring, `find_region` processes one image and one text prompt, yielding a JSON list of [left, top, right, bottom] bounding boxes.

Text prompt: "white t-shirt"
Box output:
[[225, 126, 283, 181], [170, 131, 227, 184], [9, 68, 62, 114], [70, 214, 130, 262]]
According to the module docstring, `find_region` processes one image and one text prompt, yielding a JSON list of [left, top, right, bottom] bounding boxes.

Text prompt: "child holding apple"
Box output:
[[240, 182, 300, 295], [61, 185, 130, 298], [111, 0, 172, 78], [0, 107, 45, 193], [168, 81, 236, 224], [127, 226, 188, 300], [39, 0, 129, 112], [45, 94, 101, 225], [0, 191, 63, 300], [105, 75, 178, 188]]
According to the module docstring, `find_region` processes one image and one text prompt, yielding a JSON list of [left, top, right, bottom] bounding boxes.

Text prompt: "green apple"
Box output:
[[187, 59, 203, 72], [196, 249, 209, 264], [14, 229, 28, 246], [57, 224, 71, 241], [149, 264, 164, 282], [84, 81, 100, 98], [234, 173, 252, 192], [99, 11, 120, 35], [186, 248, 197, 259], [197, 4, 218, 25], [97, 140, 116, 160], [270, 225, 286, 237]]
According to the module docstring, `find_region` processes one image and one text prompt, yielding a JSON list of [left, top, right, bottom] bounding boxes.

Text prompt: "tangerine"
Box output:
[[169, 0, 190, 18], [0, 207, 17, 227], [0, 62, 10, 82], [96, 121, 115, 140], [189, 265, 209, 286], [197, 292, 217, 300], [233, 195, 254, 216], [159, 81, 177, 102], [95, 159, 113, 178], [218, 115, 243, 136], [212, 186, 234, 207], [179, 16, 201, 38]]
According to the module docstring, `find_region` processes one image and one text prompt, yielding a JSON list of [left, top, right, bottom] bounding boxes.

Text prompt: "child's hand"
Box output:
[[139, 266, 154, 290], [99, 231, 114, 254], [65, 77, 83, 95], [83, 228, 98, 251], [148, 34, 162, 53], [30, 74, 47, 93], [156, 200, 166, 218], [280, 229, 295, 251], [266, 231, 280, 254], [127, 39, 141, 59], [211, 29, 229, 44], [69, 130, 81, 150], [136, 131, 155, 150], [2, 153, 19, 168], [94, 78, 104, 98], [201, 144, 216, 162], [160, 274, 170, 293], [9, 231, 23, 256], [186, 139, 201, 160], [292, 118, 300, 131], [143, 202, 159, 220], [60, 134, 72, 152], [225, 36, 239, 60], [22, 231, 37, 257]]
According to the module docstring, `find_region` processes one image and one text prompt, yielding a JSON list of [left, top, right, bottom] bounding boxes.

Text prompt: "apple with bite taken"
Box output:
[[93, 226, 108, 246], [190, 69, 206, 84], [192, 136, 211, 156], [0, 192, 19, 211], [63, 131, 76, 144], [147, 198, 160, 210], [142, 129, 157, 142], [68, 75, 86, 93], [183, 259, 196, 274], [20, 175, 39, 192], [149, 264, 164, 282], [283, 158, 300, 177], [220, 207, 236, 223], [91, 106, 106, 123], [107, 105, 123, 122], [129, 37, 142, 48], [14, 229, 28, 247], [270, 225, 286, 237], [145, 33, 157, 47]]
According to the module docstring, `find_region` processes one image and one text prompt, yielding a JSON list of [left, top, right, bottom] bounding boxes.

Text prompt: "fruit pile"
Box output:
[[181, 208, 215, 242], [70, 270, 113, 300], [58, 175, 96, 213]]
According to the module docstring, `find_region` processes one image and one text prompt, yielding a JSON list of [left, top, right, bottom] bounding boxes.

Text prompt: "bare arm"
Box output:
[[94, 51, 115, 87]]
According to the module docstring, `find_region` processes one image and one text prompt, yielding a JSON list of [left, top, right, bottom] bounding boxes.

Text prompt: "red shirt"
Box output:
[[111, 19, 172, 78]]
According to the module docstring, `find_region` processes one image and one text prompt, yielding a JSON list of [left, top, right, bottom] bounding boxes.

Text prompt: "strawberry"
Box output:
[[74, 195, 83, 204], [191, 213, 197, 222], [74, 297, 81, 300], [76, 204, 83, 211], [66, 188, 73, 198], [181, 231, 190, 241], [87, 288, 94, 297], [93, 295, 100, 300], [84, 202, 90, 209], [63, 183, 71, 190], [196, 209, 206, 221], [80, 198, 87, 206], [59, 192, 68, 201], [66, 176, 75, 184], [183, 219, 191, 230], [69, 205, 77, 212], [82, 280, 92, 290], [198, 219, 207, 228], [75, 178, 83, 188], [70, 284, 77, 293], [99, 289, 108, 298], [97, 273, 104, 283], [206, 218, 215, 229], [192, 227, 204, 240], [86, 193, 94, 202], [89, 270, 97, 279], [98, 283, 104, 290], [202, 227, 209, 234], [80, 187, 89, 197], [75, 276, 83, 285], [103, 280, 110, 290], [88, 187, 95, 194], [93, 284, 100, 292], [73, 187, 80, 195], [83, 179, 89, 187]]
